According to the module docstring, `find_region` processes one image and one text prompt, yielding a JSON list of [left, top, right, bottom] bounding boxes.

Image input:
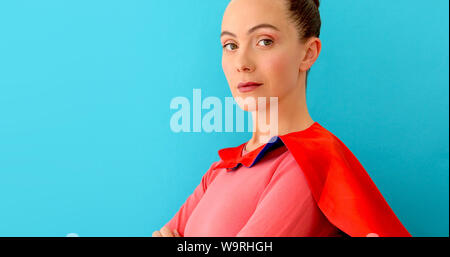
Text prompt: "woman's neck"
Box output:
[[245, 85, 313, 152]]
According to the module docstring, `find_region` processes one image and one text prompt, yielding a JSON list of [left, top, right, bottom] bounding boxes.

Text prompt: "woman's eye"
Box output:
[[223, 43, 238, 51], [257, 39, 273, 47]]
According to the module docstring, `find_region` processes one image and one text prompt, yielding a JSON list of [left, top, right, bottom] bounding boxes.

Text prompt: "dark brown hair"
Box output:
[[285, 0, 321, 40], [284, 0, 321, 91]]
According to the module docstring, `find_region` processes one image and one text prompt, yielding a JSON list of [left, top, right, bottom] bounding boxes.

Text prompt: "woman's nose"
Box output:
[[236, 51, 255, 72], [237, 64, 253, 72]]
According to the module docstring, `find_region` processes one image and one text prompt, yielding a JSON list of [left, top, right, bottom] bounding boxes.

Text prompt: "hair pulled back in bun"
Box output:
[[285, 0, 321, 41]]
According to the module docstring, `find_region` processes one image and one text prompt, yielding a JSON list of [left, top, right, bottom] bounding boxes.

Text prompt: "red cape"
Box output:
[[217, 122, 411, 237]]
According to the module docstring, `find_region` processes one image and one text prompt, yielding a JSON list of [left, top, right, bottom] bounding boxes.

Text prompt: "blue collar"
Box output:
[[214, 136, 285, 171]]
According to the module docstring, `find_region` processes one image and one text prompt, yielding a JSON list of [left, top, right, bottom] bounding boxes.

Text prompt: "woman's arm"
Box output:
[[157, 162, 217, 237], [152, 226, 180, 237]]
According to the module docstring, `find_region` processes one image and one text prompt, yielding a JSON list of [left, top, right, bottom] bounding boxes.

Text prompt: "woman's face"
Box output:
[[221, 0, 307, 111]]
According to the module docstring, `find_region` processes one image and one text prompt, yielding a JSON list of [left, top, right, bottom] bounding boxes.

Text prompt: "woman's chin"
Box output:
[[233, 94, 260, 112]]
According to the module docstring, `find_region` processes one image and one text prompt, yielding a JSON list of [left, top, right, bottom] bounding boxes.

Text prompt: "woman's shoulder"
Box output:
[[262, 149, 312, 190], [199, 159, 225, 188]]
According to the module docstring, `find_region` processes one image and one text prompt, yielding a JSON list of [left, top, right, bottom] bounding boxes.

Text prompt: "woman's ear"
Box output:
[[299, 37, 322, 72]]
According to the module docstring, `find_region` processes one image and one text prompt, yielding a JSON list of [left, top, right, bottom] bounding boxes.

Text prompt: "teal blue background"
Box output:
[[0, 0, 448, 237]]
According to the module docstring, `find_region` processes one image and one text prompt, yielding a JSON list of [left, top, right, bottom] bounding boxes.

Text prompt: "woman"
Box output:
[[153, 0, 411, 237]]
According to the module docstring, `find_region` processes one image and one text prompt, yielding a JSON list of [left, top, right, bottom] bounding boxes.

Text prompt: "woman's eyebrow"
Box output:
[[221, 23, 280, 38]]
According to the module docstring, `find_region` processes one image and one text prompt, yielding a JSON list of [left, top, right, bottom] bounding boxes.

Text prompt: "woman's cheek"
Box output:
[[261, 54, 293, 95]]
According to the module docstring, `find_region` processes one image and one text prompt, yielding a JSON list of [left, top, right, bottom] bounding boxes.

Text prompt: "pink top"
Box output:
[[164, 141, 343, 237]]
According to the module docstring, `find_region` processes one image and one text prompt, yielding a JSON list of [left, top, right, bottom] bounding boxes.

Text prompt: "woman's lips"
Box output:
[[237, 82, 263, 93]]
